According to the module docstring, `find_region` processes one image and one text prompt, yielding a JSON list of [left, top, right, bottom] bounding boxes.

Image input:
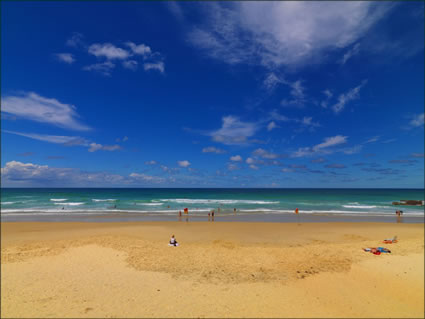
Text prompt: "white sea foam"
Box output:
[[159, 199, 280, 205], [54, 202, 85, 206], [136, 203, 164, 206], [92, 199, 117, 202], [1, 202, 16, 205], [50, 198, 68, 202], [343, 205, 377, 209]]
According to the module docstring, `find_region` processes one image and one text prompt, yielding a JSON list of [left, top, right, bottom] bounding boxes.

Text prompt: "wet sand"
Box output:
[[1, 221, 424, 318]]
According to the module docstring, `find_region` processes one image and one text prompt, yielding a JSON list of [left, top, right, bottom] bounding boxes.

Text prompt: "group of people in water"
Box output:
[[177, 207, 238, 222]]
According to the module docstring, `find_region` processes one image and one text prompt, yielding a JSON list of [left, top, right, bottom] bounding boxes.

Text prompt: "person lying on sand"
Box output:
[[169, 235, 179, 247], [363, 247, 391, 255]]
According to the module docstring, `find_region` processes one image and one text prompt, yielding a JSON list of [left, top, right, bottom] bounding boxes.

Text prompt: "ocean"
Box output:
[[1, 188, 424, 223]]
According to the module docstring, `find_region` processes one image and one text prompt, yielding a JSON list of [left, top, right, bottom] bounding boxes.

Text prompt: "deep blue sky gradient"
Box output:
[[1, 1, 424, 187]]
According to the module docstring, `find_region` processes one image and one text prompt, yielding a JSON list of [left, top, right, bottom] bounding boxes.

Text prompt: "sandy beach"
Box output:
[[1, 221, 424, 318]]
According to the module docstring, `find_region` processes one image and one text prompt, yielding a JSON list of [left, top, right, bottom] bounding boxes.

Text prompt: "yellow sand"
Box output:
[[1, 221, 424, 318]]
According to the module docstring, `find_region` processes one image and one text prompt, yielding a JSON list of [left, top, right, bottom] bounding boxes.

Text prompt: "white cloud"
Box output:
[[210, 116, 258, 145], [249, 164, 259, 170], [3, 130, 88, 145], [292, 135, 348, 157], [323, 89, 333, 99], [145, 160, 158, 165], [143, 62, 165, 73], [88, 143, 121, 152], [321, 89, 333, 108], [364, 136, 380, 144], [122, 60, 138, 71], [300, 117, 320, 128], [313, 135, 347, 151], [281, 80, 306, 107], [230, 155, 242, 162], [252, 148, 278, 159], [202, 146, 226, 154], [332, 80, 367, 113], [129, 172, 164, 183], [55, 53, 75, 64], [178, 160, 191, 167], [267, 121, 278, 131], [340, 43, 361, 64], [1, 92, 90, 131], [1, 161, 165, 187], [188, 2, 393, 68], [409, 113, 424, 128], [4, 130, 121, 153], [126, 42, 152, 56], [66, 32, 84, 48], [88, 43, 130, 60], [263, 72, 285, 91], [227, 163, 239, 171], [246, 157, 255, 164], [83, 61, 115, 76]]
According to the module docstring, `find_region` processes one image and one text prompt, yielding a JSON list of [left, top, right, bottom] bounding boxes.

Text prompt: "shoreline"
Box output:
[[2, 221, 424, 318], [2, 210, 424, 223]]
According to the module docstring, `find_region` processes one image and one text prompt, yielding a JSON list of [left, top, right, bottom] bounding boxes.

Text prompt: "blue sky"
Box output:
[[1, 1, 424, 188]]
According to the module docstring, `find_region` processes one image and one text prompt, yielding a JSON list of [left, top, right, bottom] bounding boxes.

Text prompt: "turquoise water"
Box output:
[[1, 188, 424, 222]]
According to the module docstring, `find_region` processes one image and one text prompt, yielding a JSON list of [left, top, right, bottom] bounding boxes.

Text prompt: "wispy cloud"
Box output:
[[230, 155, 243, 162], [1, 92, 91, 131], [252, 148, 278, 159], [143, 62, 165, 73], [178, 160, 191, 167], [281, 80, 306, 108], [311, 157, 326, 163], [125, 42, 152, 56], [202, 146, 226, 154], [408, 113, 424, 128], [66, 32, 85, 48], [88, 143, 121, 152], [122, 60, 138, 71], [320, 89, 333, 108], [364, 136, 380, 144], [145, 160, 158, 165], [83, 61, 115, 76], [267, 121, 278, 131], [339, 43, 361, 65], [55, 53, 75, 64], [209, 116, 259, 145], [129, 172, 164, 183], [325, 163, 346, 169], [88, 43, 130, 60], [269, 110, 320, 131], [361, 167, 402, 175], [388, 159, 418, 165], [292, 135, 348, 157], [332, 80, 368, 113], [4, 130, 121, 153], [64, 37, 164, 76], [187, 2, 393, 68], [3, 130, 88, 145], [410, 153, 424, 158]]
